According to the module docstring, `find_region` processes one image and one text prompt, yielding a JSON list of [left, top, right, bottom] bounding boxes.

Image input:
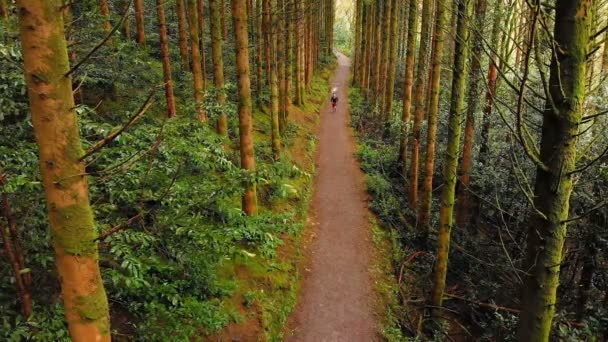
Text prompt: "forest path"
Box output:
[[286, 53, 378, 341]]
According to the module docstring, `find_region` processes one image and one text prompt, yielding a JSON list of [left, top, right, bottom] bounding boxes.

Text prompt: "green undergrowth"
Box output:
[[0, 27, 336, 342], [369, 219, 406, 342], [210, 61, 336, 341]]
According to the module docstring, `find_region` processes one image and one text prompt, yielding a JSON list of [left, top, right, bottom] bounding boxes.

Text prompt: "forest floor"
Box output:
[[285, 53, 379, 341]]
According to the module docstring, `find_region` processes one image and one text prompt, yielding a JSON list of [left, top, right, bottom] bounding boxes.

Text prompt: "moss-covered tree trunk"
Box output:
[[283, 0, 292, 130], [16, 1, 110, 339], [353, 0, 362, 85], [176, 0, 190, 71], [231, 0, 257, 215], [358, 2, 368, 88], [264, 0, 280, 159], [156, 0, 176, 118], [196, 0, 207, 80], [188, 0, 206, 120], [134, 0, 145, 46], [408, 0, 433, 209], [383, 0, 398, 117], [430, 0, 472, 313], [455, 0, 486, 229], [418, 0, 448, 228], [255, 0, 263, 101], [371, 0, 382, 104], [277, 0, 286, 135], [210, 0, 227, 135], [517, 0, 591, 339], [379, 0, 391, 112], [399, 0, 418, 177]]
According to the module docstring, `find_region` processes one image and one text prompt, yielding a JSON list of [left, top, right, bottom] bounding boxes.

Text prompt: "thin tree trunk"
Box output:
[[221, 0, 227, 39], [231, 0, 257, 215], [210, 0, 227, 135], [455, 0, 487, 229], [418, 0, 449, 228], [409, 0, 433, 211], [255, 0, 263, 100], [517, 1, 591, 339], [17, 1, 110, 339], [0, 170, 32, 318], [379, 0, 391, 113], [188, 0, 206, 120], [196, 0, 207, 79], [157, 0, 176, 118], [176, 0, 190, 71], [371, 0, 382, 104], [430, 0, 472, 313], [264, 0, 280, 159], [353, 0, 362, 84], [384, 0, 399, 118], [134, 0, 145, 46], [399, 0, 418, 177], [99, 0, 111, 32]]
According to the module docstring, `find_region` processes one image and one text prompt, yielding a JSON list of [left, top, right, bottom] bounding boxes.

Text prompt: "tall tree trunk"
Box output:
[[353, 0, 362, 84], [119, 0, 131, 40], [384, 0, 399, 118], [399, 0, 418, 177], [0, 0, 8, 19], [430, 0, 472, 313], [0, 170, 32, 318], [284, 0, 292, 129], [157, 0, 176, 118], [277, 0, 287, 135], [16, 1, 110, 339], [196, 0, 207, 77], [221, 0, 227, 39], [264, 0, 280, 159], [255, 0, 263, 100], [517, 1, 591, 339], [379, 0, 391, 113], [176, 0, 190, 71], [99, 0, 111, 32], [134, 0, 145, 46], [188, 0, 206, 120], [371, 0, 382, 104], [418, 0, 449, 228], [210, 0, 227, 135], [359, 3, 368, 88], [408, 0, 433, 210], [455, 0, 487, 229], [231, 0, 257, 215]]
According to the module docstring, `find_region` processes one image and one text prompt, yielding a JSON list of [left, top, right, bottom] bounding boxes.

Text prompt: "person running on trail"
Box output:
[[331, 91, 339, 112]]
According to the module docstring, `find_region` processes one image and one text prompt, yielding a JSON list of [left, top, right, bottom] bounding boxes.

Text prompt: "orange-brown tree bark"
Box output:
[[231, 0, 257, 215], [209, 0, 227, 134], [156, 0, 176, 118], [134, 0, 145, 46], [188, 0, 206, 120], [176, 0, 190, 71], [17, 1, 110, 339]]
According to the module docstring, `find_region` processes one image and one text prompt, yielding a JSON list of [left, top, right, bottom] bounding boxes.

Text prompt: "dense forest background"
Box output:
[[1, 0, 337, 340], [349, 0, 608, 340], [1, 0, 608, 341]]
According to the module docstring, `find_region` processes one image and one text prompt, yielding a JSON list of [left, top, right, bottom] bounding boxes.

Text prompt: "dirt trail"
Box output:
[[287, 54, 377, 341]]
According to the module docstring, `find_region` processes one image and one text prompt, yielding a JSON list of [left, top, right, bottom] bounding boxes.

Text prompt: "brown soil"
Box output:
[[286, 54, 378, 341]]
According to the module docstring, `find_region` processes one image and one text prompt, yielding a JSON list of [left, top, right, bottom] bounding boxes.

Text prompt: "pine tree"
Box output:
[[231, 0, 257, 215], [17, 1, 110, 339], [517, 1, 592, 339]]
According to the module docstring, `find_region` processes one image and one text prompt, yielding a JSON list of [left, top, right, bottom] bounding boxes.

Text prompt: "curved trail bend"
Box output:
[[287, 53, 378, 341]]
